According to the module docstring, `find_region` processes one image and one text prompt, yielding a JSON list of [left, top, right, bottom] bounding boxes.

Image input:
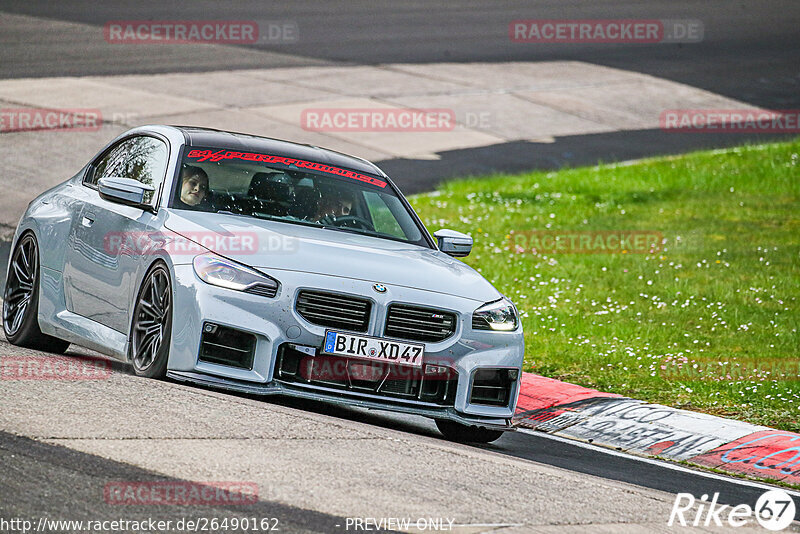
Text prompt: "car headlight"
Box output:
[[193, 253, 278, 293], [472, 297, 519, 331]]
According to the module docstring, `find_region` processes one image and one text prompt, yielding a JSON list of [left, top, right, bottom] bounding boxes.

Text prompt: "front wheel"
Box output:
[[435, 419, 505, 444], [130, 263, 172, 378], [2, 233, 70, 353]]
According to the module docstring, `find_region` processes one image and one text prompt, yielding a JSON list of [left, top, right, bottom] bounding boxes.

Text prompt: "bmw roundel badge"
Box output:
[[373, 283, 387, 293]]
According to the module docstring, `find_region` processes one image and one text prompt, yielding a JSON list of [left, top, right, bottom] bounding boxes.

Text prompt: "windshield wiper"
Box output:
[[213, 211, 411, 244]]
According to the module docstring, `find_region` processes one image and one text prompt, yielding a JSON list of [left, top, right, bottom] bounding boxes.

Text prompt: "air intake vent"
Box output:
[[296, 290, 371, 332], [472, 315, 489, 330], [199, 323, 256, 370], [470, 368, 514, 407], [384, 304, 456, 342], [244, 283, 278, 298]]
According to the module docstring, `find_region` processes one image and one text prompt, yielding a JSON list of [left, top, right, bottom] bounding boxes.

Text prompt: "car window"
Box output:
[[363, 191, 406, 239], [87, 136, 169, 205], [173, 146, 429, 247]]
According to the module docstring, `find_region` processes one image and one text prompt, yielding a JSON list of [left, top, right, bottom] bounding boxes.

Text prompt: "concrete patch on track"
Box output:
[[0, 60, 760, 228]]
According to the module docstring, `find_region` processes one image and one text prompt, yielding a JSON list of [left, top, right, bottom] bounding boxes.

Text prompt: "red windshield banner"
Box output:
[[186, 149, 387, 188]]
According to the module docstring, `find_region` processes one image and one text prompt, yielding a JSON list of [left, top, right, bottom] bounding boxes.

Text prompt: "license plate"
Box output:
[[322, 331, 424, 368]]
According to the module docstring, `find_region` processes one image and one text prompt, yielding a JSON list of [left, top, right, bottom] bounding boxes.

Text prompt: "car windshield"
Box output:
[[171, 146, 428, 247]]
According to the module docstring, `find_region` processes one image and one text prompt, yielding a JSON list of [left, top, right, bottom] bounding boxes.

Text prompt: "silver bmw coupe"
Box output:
[[3, 126, 523, 443]]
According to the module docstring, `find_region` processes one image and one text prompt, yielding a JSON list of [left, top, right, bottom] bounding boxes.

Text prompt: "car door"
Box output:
[[63, 135, 170, 333]]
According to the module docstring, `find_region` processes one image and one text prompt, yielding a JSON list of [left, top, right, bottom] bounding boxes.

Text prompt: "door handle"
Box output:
[[81, 216, 95, 227]]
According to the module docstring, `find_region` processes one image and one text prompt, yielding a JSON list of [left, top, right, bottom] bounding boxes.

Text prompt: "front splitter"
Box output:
[[167, 370, 514, 431]]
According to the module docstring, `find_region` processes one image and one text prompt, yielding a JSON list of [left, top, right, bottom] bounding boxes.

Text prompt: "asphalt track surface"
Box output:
[[1, 0, 798, 112], [2, 348, 800, 529], [279, 399, 800, 512], [2, 2, 800, 530], [0, 431, 348, 534], [1, 1, 799, 185]]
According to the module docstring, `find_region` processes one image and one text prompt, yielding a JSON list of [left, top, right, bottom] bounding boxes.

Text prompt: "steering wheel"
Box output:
[[327, 215, 374, 231]]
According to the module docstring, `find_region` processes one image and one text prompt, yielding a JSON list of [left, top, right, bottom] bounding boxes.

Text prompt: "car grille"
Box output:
[[384, 304, 457, 342], [296, 290, 371, 333], [275, 344, 457, 405]]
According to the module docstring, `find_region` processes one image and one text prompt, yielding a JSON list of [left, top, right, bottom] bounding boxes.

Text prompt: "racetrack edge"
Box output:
[[514, 373, 800, 487]]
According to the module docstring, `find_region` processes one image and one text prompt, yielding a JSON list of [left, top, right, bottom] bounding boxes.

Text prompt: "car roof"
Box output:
[[171, 125, 386, 177]]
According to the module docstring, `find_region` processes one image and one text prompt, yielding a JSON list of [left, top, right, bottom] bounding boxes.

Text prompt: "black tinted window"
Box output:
[[174, 146, 428, 246]]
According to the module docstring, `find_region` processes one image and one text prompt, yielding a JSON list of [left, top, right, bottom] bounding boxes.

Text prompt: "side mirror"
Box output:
[[434, 229, 473, 257], [98, 177, 155, 209]]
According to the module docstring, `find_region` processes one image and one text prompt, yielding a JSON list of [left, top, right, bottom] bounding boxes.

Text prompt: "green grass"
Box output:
[[410, 139, 800, 431]]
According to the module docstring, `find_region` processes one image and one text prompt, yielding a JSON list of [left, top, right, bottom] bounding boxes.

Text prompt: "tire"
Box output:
[[435, 419, 505, 444], [2, 233, 70, 353], [129, 263, 172, 379]]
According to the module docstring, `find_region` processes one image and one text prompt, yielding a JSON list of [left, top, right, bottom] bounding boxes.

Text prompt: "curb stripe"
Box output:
[[513, 372, 800, 486], [514, 372, 621, 414], [692, 430, 800, 485]]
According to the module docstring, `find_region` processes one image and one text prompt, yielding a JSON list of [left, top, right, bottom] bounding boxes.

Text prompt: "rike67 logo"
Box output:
[[669, 489, 796, 530]]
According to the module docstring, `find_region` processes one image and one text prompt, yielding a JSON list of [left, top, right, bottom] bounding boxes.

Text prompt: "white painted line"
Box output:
[[453, 523, 525, 527], [518, 428, 800, 497], [398, 524, 523, 534]]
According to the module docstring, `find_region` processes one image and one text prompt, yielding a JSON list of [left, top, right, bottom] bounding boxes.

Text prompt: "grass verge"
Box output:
[[410, 139, 800, 431]]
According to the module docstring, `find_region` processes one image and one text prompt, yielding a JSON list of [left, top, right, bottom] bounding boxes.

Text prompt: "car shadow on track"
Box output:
[[0, 334, 509, 450], [214, 384, 511, 452], [0, 430, 352, 533]]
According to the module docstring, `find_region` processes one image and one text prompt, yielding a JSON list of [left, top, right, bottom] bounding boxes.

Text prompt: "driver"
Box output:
[[174, 165, 211, 211], [314, 189, 355, 222]]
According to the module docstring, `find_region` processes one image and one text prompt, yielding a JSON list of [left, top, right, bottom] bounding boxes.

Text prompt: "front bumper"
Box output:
[[167, 264, 524, 427], [166, 370, 513, 430]]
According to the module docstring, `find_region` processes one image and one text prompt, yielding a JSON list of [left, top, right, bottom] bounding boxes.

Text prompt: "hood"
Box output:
[[163, 210, 500, 303]]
